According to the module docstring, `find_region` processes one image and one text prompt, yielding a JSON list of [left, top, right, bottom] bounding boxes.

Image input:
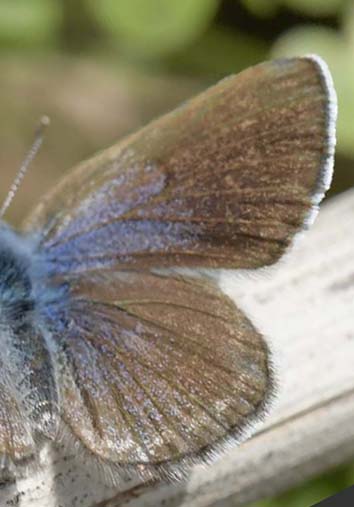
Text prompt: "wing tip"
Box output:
[[301, 54, 337, 228]]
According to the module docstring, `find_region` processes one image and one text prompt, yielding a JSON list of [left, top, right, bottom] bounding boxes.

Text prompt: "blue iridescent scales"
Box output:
[[0, 56, 336, 480]]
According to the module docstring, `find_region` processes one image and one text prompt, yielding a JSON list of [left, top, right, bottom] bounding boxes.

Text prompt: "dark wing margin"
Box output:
[[23, 55, 336, 272], [47, 271, 274, 479]]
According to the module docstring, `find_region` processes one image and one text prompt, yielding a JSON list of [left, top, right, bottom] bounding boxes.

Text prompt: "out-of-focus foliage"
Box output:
[[0, 0, 353, 505], [89, 0, 219, 57], [281, 0, 345, 17], [0, 0, 353, 162], [272, 4, 354, 158], [169, 26, 267, 77], [250, 462, 354, 507], [0, 0, 60, 46], [241, 0, 278, 18], [243, 0, 346, 17]]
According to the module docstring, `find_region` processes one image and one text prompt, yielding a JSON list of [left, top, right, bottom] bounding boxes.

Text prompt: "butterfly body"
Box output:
[[0, 229, 34, 329], [0, 226, 65, 333], [0, 226, 61, 458], [0, 56, 336, 480]]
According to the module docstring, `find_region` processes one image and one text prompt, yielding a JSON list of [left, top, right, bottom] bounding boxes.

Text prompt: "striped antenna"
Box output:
[[0, 115, 50, 219]]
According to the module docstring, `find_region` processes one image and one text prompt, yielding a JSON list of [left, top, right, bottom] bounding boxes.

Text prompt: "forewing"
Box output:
[[23, 56, 336, 272], [49, 271, 272, 477]]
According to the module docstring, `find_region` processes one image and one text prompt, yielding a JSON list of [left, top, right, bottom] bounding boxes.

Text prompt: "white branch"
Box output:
[[2, 189, 354, 507]]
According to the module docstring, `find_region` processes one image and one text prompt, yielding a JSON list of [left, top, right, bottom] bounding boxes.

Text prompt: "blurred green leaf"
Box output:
[[241, 0, 279, 18], [347, 462, 354, 483], [0, 0, 60, 47], [345, 1, 354, 52], [272, 25, 345, 59], [89, 0, 219, 58], [168, 26, 268, 77], [282, 0, 345, 17], [251, 485, 338, 507], [250, 464, 354, 507], [271, 26, 354, 158]]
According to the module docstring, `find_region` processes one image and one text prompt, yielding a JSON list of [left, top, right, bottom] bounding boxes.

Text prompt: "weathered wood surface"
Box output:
[[1, 188, 354, 507]]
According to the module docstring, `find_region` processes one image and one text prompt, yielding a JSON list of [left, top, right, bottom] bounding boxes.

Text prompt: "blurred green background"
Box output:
[[0, 1, 353, 505]]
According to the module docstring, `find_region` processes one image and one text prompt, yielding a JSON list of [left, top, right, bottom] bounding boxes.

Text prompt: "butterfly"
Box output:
[[0, 55, 336, 481]]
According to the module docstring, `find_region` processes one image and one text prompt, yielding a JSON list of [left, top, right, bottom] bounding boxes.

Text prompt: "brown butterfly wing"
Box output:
[[50, 271, 272, 477], [23, 56, 336, 272], [18, 56, 335, 475]]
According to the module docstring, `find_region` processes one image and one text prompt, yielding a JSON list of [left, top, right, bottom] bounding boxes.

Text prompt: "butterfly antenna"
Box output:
[[0, 115, 50, 219]]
